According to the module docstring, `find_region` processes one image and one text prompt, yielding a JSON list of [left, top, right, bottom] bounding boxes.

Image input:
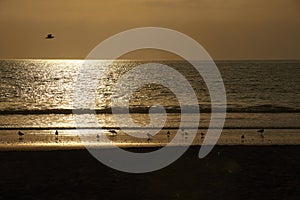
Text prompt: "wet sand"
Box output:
[[0, 145, 299, 200]]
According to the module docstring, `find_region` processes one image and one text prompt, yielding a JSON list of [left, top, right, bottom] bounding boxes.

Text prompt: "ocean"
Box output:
[[0, 59, 299, 149]]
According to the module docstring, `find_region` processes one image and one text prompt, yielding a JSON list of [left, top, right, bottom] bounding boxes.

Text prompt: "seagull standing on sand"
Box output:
[[184, 132, 188, 140], [257, 128, 264, 138], [147, 133, 152, 143], [167, 131, 170, 139], [201, 132, 205, 139], [54, 130, 59, 142], [241, 134, 245, 143], [18, 131, 24, 137], [109, 130, 117, 136], [181, 129, 185, 137]]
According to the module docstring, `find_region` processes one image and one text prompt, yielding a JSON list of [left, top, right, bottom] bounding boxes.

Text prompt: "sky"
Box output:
[[0, 0, 299, 60]]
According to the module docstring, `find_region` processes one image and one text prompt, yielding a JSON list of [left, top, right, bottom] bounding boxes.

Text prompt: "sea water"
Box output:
[[0, 59, 299, 149]]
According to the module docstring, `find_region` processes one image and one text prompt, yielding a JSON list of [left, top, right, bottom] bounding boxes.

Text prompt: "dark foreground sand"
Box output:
[[0, 146, 299, 200]]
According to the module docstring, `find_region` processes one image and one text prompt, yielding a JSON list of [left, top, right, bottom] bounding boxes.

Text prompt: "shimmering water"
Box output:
[[0, 59, 299, 148]]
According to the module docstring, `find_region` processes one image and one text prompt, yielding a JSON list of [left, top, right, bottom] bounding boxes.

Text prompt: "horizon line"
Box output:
[[1, 58, 300, 62]]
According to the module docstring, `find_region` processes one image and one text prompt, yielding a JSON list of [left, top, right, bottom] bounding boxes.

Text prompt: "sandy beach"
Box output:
[[1, 0, 300, 199], [0, 145, 299, 200]]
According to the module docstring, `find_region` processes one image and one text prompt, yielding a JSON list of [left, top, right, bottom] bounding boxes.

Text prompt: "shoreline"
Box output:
[[0, 143, 300, 152], [1, 145, 299, 199]]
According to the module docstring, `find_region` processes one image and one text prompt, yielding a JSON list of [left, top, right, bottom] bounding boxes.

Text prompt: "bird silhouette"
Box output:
[[241, 134, 245, 143], [167, 131, 170, 139], [55, 130, 58, 136], [18, 131, 24, 137], [45, 34, 54, 39], [180, 128, 185, 139], [109, 130, 117, 136], [201, 132, 205, 139], [184, 132, 188, 140], [147, 133, 152, 142], [257, 128, 265, 138]]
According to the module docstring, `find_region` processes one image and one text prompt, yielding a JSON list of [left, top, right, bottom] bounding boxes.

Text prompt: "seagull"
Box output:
[[184, 132, 188, 140], [181, 129, 185, 137], [55, 130, 58, 136], [18, 131, 24, 137], [45, 34, 54, 39], [257, 128, 264, 138], [109, 130, 117, 136], [201, 132, 205, 139], [241, 134, 245, 142], [147, 133, 152, 142], [257, 128, 264, 133], [96, 134, 100, 139], [167, 131, 170, 139]]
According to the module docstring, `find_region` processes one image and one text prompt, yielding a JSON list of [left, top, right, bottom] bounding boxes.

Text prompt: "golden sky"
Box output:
[[0, 0, 299, 60]]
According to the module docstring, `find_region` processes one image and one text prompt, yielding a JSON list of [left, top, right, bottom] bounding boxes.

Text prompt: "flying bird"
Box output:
[[45, 34, 54, 39]]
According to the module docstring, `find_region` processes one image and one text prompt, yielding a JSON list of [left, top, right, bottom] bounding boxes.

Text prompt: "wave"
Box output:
[[1, 126, 300, 130], [0, 105, 299, 115], [227, 104, 299, 113]]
